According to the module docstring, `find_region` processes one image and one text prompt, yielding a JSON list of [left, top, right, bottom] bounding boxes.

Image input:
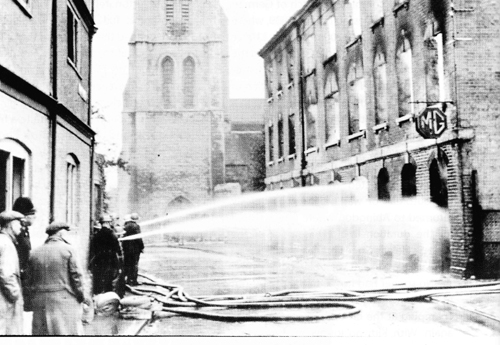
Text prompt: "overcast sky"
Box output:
[[91, 0, 307, 159]]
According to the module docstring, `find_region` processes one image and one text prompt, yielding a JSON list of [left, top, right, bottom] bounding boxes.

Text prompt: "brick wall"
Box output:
[[261, 0, 500, 277]]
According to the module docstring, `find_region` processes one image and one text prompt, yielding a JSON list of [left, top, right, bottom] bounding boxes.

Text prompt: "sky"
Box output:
[[91, 0, 307, 159]]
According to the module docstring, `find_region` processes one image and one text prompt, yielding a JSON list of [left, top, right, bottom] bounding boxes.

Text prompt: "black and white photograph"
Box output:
[[0, 0, 499, 339]]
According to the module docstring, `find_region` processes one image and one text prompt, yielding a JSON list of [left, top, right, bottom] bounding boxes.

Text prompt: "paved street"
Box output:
[[136, 243, 500, 337]]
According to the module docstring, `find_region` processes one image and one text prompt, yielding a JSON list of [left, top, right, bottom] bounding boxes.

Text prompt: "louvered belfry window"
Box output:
[[165, 0, 191, 37]]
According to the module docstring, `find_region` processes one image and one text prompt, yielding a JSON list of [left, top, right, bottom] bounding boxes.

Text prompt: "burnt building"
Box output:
[[0, 0, 97, 261], [259, 0, 500, 278]]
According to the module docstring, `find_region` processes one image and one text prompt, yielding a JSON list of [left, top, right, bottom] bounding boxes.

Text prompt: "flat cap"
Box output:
[[0, 210, 25, 227], [46, 221, 71, 234]]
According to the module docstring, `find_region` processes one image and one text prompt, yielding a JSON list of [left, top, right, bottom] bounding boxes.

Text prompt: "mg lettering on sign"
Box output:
[[415, 107, 447, 139]]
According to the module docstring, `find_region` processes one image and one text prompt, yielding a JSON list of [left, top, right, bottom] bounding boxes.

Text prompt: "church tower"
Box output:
[[118, 0, 229, 220]]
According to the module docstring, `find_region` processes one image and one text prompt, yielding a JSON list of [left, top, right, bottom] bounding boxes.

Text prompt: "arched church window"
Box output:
[[183, 57, 195, 108], [162, 57, 174, 109]]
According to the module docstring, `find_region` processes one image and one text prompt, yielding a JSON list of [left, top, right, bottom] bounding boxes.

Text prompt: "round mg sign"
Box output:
[[415, 107, 447, 139]]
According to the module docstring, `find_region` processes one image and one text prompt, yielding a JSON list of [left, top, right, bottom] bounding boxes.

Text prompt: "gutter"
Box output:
[[49, 0, 58, 222]]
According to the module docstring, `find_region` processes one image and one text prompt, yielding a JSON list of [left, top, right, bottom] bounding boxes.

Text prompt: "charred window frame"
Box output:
[[396, 33, 415, 117], [347, 62, 367, 135], [373, 50, 388, 125]]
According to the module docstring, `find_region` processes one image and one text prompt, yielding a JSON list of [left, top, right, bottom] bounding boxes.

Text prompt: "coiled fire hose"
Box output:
[[123, 273, 500, 322]]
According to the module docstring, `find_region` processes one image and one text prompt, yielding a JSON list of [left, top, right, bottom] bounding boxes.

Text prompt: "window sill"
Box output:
[[305, 147, 319, 156], [323, 53, 337, 66], [304, 68, 316, 78], [13, 0, 32, 18], [395, 113, 414, 126], [393, 1, 410, 16], [267, 96, 274, 104], [373, 122, 389, 133], [324, 140, 340, 149], [267, 162, 274, 167], [287, 82, 294, 89], [67, 58, 82, 80], [347, 130, 366, 142], [276, 90, 283, 98], [370, 17, 385, 32], [277, 157, 284, 163], [287, 153, 296, 160], [345, 35, 362, 49]]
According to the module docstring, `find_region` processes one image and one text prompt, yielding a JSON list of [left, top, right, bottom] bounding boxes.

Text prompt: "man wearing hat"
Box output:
[[90, 214, 123, 295], [12, 196, 36, 274], [122, 213, 144, 286], [0, 210, 25, 335], [24, 221, 90, 335]]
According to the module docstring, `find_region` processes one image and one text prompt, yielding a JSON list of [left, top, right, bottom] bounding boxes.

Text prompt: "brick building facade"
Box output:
[[0, 0, 97, 263], [117, 0, 229, 219], [259, 0, 500, 278]]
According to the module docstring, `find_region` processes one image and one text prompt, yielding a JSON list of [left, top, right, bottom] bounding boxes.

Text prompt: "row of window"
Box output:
[[269, 156, 448, 208], [162, 56, 196, 109], [0, 139, 81, 226], [266, 0, 445, 162]]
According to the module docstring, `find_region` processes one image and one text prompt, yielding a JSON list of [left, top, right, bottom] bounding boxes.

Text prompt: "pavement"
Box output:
[[81, 279, 500, 336]]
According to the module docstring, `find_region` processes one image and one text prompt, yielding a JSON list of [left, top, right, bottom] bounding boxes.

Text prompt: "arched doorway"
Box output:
[[429, 150, 448, 208], [401, 163, 417, 197], [377, 168, 390, 201], [167, 196, 192, 214]]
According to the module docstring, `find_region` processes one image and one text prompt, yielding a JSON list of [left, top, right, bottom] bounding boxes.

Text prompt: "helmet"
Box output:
[[130, 213, 140, 221]]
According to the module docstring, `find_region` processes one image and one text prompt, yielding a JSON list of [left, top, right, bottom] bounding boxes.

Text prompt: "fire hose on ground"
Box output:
[[116, 273, 500, 322]]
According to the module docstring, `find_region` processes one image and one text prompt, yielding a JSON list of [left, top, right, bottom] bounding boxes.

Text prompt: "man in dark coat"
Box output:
[[122, 213, 144, 286], [24, 222, 90, 335], [12, 197, 36, 275], [90, 214, 123, 295]]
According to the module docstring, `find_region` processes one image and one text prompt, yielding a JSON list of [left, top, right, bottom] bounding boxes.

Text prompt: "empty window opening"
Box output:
[[396, 35, 414, 117], [373, 51, 388, 124], [324, 66, 340, 144], [347, 63, 367, 134]]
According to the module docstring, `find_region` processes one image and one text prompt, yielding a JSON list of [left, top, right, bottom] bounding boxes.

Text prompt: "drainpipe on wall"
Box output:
[[49, 0, 58, 223], [296, 22, 307, 187], [88, 0, 96, 265]]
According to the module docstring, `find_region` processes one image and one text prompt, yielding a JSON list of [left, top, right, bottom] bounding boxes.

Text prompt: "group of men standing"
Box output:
[[0, 195, 144, 336], [90, 213, 144, 297]]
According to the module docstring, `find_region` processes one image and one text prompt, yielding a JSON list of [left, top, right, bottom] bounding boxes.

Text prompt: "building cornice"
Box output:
[[258, 0, 320, 57], [71, 0, 96, 35]]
